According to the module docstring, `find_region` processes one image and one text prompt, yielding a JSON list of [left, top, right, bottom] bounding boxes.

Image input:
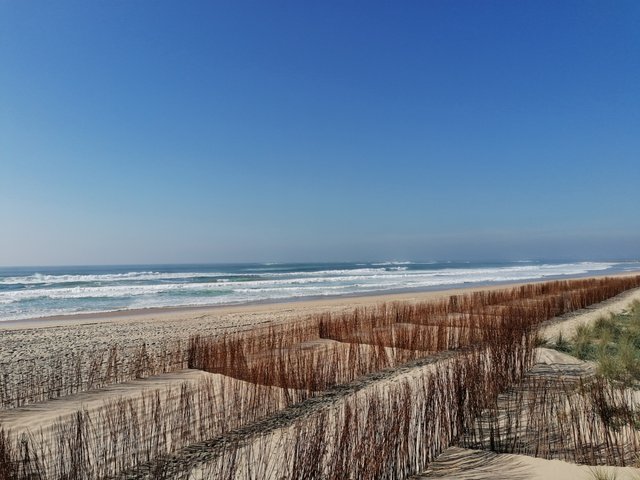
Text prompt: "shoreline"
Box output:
[[3, 270, 640, 330]]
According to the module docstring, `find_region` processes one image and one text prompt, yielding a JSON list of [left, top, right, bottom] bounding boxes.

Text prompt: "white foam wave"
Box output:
[[267, 268, 397, 277], [0, 271, 239, 286], [371, 261, 414, 266]]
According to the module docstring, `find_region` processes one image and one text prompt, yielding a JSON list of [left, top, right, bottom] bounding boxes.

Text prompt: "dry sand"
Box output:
[[415, 447, 640, 479], [0, 369, 213, 433]]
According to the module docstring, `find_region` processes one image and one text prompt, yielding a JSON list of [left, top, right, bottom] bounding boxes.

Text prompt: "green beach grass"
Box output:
[[553, 301, 640, 386]]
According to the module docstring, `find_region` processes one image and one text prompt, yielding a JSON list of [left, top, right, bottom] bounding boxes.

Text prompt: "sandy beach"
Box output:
[[2, 273, 640, 479]]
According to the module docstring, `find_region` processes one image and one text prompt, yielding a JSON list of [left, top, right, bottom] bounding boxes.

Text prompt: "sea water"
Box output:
[[0, 260, 638, 321]]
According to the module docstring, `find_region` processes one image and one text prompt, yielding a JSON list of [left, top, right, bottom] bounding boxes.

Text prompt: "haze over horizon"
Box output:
[[2, 1, 639, 266]]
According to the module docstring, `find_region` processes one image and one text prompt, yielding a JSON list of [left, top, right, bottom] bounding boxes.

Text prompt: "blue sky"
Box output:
[[1, 1, 639, 265]]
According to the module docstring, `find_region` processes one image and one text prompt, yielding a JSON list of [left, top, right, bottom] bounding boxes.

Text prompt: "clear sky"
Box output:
[[1, 1, 639, 266]]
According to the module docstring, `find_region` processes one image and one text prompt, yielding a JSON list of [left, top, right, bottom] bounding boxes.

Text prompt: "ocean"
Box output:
[[0, 260, 638, 321]]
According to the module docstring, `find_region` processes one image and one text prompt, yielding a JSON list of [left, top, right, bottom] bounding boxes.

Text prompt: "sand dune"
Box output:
[[415, 447, 640, 479]]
